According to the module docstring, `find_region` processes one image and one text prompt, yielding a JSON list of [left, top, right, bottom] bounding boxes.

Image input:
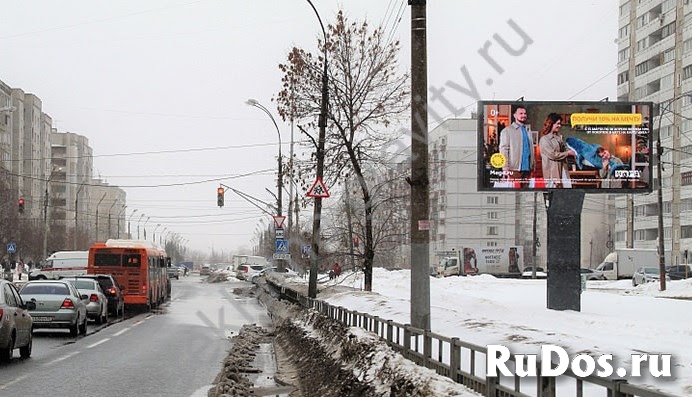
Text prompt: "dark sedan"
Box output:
[[667, 265, 692, 280]]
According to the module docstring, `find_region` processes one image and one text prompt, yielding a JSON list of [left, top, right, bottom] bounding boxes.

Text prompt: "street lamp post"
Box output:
[[143, 217, 150, 240], [306, 0, 329, 299], [137, 213, 145, 240], [153, 223, 161, 243], [107, 200, 117, 240], [117, 204, 126, 239], [128, 209, 138, 239], [73, 179, 87, 250], [95, 192, 107, 242], [43, 166, 63, 259], [246, 98, 284, 271]]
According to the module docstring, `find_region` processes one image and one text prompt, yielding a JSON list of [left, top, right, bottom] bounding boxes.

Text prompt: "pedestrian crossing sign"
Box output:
[[275, 239, 289, 253]]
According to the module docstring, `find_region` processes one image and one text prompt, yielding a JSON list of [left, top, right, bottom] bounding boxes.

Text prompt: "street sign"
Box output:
[[275, 239, 289, 253], [306, 177, 330, 198], [273, 215, 286, 228], [275, 228, 285, 239], [273, 253, 291, 260], [301, 244, 311, 258], [6, 243, 16, 253]]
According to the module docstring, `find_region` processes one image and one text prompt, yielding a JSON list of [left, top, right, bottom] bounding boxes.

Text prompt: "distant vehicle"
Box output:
[[200, 264, 211, 276], [580, 268, 605, 280], [231, 255, 267, 269], [19, 280, 88, 336], [595, 248, 658, 280], [250, 267, 299, 283], [0, 279, 35, 361], [435, 246, 523, 277], [64, 278, 108, 325], [236, 264, 265, 281], [632, 267, 668, 286], [72, 274, 124, 317], [88, 239, 168, 311], [666, 265, 692, 280], [29, 251, 88, 280], [167, 264, 179, 280], [521, 267, 547, 279]]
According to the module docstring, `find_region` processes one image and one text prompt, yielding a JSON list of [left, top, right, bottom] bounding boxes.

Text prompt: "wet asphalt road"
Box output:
[[0, 275, 273, 397]]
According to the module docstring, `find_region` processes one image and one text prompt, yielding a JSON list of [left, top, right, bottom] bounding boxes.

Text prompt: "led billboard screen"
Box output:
[[477, 101, 653, 193]]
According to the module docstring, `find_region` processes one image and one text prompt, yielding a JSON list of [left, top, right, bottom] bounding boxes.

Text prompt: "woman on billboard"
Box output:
[[538, 113, 576, 188]]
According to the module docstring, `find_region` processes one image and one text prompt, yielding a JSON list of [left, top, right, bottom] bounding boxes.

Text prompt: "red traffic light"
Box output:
[[217, 187, 225, 207], [18, 198, 25, 213]]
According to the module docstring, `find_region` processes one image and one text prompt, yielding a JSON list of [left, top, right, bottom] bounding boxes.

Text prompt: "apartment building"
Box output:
[[617, 0, 692, 264]]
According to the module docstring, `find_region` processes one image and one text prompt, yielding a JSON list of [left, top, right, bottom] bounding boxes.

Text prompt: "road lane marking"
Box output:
[[45, 351, 80, 365], [0, 374, 28, 390], [87, 338, 110, 348], [113, 328, 129, 336]]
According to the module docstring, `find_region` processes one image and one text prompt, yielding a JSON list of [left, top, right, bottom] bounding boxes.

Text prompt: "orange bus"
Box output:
[[87, 239, 169, 310]]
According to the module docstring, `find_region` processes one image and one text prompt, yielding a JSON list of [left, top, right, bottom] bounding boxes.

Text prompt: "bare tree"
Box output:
[[276, 11, 409, 291]]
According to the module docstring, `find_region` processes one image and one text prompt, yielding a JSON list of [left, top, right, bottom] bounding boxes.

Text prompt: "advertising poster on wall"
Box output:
[[477, 101, 653, 193]]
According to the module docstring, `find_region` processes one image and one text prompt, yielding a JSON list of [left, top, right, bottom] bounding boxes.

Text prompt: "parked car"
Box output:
[[521, 267, 547, 279], [666, 265, 692, 280], [64, 278, 108, 325], [580, 268, 605, 280], [19, 280, 88, 336], [200, 264, 211, 276], [250, 266, 299, 283], [0, 279, 35, 361], [236, 264, 265, 281], [632, 267, 668, 286], [73, 274, 124, 317], [167, 264, 179, 280]]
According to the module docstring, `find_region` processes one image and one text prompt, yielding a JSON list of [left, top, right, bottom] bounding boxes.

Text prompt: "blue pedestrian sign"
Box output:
[[7, 243, 16, 253], [275, 239, 288, 253]]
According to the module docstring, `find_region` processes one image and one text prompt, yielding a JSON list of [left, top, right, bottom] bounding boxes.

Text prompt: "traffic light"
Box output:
[[18, 198, 24, 214], [217, 187, 225, 207]]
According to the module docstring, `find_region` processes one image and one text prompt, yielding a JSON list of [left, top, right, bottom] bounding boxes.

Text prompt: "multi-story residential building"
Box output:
[[89, 180, 126, 244], [0, 81, 13, 171], [617, 0, 691, 265], [50, 131, 94, 250]]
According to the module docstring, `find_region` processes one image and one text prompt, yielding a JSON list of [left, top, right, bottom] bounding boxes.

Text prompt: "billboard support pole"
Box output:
[[545, 190, 584, 311]]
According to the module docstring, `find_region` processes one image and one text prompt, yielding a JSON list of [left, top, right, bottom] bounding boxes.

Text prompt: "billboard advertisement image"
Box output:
[[477, 101, 653, 193]]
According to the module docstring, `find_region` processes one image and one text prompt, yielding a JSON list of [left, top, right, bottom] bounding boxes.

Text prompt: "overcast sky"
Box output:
[[0, 1, 618, 254]]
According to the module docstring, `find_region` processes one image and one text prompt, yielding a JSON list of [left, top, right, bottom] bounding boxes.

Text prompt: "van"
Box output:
[[29, 251, 89, 280], [200, 264, 211, 276]]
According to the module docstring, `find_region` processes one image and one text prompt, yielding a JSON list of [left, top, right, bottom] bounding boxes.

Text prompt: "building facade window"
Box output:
[[487, 211, 498, 220], [618, 47, 630, 63], [487, 226, 498, 236], [618, 71, 629, 85], [486, 196, 498, 205]]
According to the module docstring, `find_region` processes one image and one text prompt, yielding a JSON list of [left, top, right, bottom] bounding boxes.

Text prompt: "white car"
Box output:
[[632, 267, 669, 286], [521, 267, 547, 279], [251, 267, 299, 283]]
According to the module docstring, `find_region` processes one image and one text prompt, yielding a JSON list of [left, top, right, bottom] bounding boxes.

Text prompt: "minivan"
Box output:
[[29, 251, 89, 280]]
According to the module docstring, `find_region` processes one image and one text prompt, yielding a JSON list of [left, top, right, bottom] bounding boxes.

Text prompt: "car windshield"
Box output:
[[21, 283, 69, 295], [68, 280, 97, 290], [643, 268, 659, 275]]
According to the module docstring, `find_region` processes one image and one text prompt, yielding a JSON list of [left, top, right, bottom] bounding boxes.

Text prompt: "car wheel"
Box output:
[[632, 278, 637, 287], [95, 312, 103, 325], [101, 307, 108, 324], [79, 316, 88, 335], [0, 335, 14, 362], [19, 333, 32, 358], [69, 318, 79, 336]]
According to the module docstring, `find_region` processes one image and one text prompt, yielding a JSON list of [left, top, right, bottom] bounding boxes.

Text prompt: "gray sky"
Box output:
[[0, 1, 618, 254]]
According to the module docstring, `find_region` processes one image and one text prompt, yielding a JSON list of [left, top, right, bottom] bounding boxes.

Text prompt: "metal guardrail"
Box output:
[[271, 281, 676, 397]]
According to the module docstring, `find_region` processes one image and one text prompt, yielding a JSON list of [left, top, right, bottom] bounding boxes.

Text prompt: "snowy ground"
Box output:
[[280, 269, 692, 396]]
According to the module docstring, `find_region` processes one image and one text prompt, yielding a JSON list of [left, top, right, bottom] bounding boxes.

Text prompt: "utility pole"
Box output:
[[408, 0, 431, 331], [306, 0, 328, 299], [532, 191, 538, 278]]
